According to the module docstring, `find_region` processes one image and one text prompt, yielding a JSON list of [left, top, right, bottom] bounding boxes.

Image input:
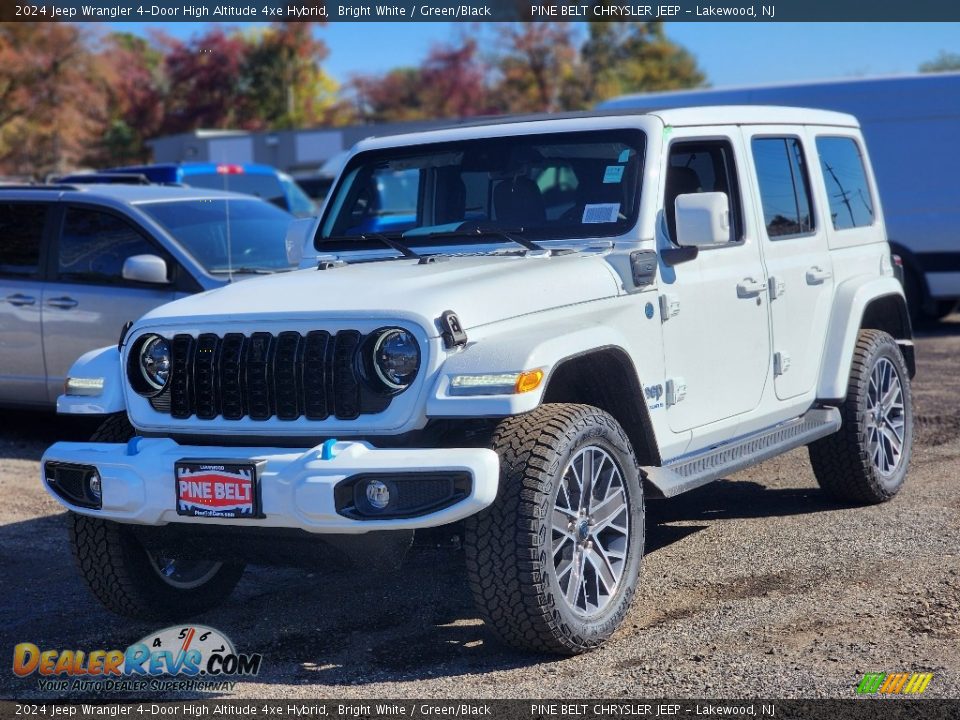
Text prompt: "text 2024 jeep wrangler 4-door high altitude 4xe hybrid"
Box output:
[[44, 107, 915, 654]]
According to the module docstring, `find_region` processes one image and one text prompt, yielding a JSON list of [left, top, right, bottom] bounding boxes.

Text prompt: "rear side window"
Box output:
[[0, 202, 46, 277], [816, 136, 875, 230], [58, 208, 160, 284], [751, 137, 815, 238]]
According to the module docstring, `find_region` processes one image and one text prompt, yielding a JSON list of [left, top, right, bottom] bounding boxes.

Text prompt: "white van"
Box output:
[[600, 72, 960, 320]]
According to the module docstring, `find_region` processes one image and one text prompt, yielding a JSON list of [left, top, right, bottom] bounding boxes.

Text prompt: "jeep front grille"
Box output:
[[150, 330, 391, 421]]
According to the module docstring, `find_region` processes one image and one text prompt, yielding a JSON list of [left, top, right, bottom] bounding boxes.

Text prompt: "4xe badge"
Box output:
[[13, 625, 262, 692], [644, 383, 664, 410]]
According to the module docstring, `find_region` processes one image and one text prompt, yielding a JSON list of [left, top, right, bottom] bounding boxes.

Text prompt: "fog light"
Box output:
[[365, 480, 391, 510], [88, 472, 102, 501]]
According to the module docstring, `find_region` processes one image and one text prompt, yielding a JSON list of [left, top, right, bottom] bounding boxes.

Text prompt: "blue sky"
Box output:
[[110, 22, 958, 88]]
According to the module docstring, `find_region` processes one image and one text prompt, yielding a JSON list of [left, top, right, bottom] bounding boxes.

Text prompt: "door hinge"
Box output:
[[768, 276, 786, 300], [666, 377, 687, 406], [774, 351, 791, 376], [659, 293, 680, 321]]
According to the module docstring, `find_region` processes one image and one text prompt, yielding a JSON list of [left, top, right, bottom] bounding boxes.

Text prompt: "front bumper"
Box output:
[[40, 438, 500, 534]]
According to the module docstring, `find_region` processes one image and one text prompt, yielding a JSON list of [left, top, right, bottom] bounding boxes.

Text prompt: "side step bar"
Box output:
[[642, 407, 841, 498]]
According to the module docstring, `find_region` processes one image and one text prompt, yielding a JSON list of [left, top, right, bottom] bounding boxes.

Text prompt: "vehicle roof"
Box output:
[[0, 183, 266, 204], [105, 162, 280, 175], [352, 105, 859, 153]]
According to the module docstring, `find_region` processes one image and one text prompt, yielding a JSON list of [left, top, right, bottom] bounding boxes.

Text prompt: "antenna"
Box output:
[[215, 151, 234, 283]]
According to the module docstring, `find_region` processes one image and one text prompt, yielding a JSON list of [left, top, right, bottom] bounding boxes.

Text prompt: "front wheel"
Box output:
[[69, 513, 245, 619], [808, 329, 913, 504], [464, 404, 645, 655], [70, 413, 245, 618]]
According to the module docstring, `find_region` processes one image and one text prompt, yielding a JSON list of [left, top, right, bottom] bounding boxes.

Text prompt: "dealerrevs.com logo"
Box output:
[[12, 625, 262, 692]]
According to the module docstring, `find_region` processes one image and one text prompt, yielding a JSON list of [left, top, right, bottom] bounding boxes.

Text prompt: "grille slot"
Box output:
[[303, 331, 330, 420], [193, 333, 220, 420], [153, 329, 390, 422], [274, 331, 302, 421], [332, 330, 361, 420], [219, 333, 246, 420], [170, 335, 195, 419]]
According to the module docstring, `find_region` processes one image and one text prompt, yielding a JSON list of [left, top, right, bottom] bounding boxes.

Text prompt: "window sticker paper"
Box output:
[[582, 203, 620, 224]]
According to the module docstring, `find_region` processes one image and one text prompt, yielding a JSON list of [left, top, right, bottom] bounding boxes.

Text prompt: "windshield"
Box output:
[[140, 199, 296, 274], [279, 173, 318, 217], [186, 173, 287, 210], [318, 130, 644, 251]]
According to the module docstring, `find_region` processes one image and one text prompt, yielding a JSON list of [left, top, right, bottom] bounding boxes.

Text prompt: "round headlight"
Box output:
[[372, 328, 420, 391], [139, 335, 171, 392]]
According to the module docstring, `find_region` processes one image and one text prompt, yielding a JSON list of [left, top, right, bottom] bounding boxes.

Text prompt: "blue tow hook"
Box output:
[[126, 436, 143, 456], [320, 439, 339, 460]]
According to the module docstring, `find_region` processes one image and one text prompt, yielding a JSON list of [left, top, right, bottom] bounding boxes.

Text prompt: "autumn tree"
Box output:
[[580, 21, 706, 105], [0, 23, 108, 176], [93, 32, 166, 166], [159, 28, 261, 134], [351, 37, 494, 122], [492, 23, 584, 113]]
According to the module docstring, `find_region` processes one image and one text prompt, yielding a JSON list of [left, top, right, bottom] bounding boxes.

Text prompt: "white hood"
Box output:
[[140, 252, 623, 334]]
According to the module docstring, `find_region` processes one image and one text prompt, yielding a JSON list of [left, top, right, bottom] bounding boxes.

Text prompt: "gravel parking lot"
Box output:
[[2, 322, 958, 701]]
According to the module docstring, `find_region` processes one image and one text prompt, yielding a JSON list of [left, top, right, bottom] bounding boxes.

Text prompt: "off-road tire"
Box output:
[[69, 413, 244, 619], [808, 329, 913, 504], [464, 404, 644, 655]]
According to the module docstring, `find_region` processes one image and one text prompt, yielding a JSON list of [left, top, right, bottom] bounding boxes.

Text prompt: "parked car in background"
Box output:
[[600, 72, 960, 321], [58, 162, 317, 218], [290, 151, 351, 203], [0, 184, 296, 409]]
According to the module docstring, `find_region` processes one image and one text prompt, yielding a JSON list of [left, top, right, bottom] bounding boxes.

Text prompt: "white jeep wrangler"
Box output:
[[44, 107, 914, 655]]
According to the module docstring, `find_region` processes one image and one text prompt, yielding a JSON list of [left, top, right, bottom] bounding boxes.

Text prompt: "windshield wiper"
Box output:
[[211, 267, 279, 275], [409, 227, 548, 255], [360, 233, 421, 260], [318, 232, 423, 261]]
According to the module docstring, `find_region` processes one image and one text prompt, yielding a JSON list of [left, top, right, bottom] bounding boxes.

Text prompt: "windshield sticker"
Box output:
[[618, 149, 631, 163], [603, 165, 625, 184], [582, 203, 620, 224]]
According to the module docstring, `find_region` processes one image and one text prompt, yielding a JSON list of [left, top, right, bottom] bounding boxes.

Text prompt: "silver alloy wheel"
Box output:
[[552, 445, 631, 617], [865, 356, 906, 477], [147, 553, 223, 590]]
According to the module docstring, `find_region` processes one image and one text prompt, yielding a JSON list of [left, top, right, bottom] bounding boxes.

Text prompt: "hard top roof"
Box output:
[[351, 105, 859, 154], [0, 183, 268, 204]]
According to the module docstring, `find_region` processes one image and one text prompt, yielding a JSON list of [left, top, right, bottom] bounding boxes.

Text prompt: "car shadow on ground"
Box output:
[[0, 473, 851, 695], [0, 410, 100, 461]]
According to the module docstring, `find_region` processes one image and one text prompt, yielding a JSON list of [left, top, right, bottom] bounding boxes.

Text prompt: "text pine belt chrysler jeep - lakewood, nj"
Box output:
[[43, 107, 915, 654]]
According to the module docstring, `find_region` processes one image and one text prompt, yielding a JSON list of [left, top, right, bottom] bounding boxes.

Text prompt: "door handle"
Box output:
[[46, 296, 78, 310], [737, 278, 768, 298], [6, 293, 36, 307], [806, 266, 833, 285]]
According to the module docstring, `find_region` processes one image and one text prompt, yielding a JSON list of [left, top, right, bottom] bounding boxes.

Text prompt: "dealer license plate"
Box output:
[[175, 460, 261, 519]]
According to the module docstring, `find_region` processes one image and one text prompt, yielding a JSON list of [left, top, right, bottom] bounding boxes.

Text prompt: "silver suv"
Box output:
[[0, 184, 295, 409]]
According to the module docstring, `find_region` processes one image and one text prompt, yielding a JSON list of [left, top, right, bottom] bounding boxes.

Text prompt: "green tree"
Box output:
[[244, 23, 340, 129], [581, 21, 706, 105], [919, 51, 960, 73]]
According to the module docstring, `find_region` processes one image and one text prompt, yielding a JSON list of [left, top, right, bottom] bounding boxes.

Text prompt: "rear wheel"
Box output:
[[464, 404, 644, 654], [70, 413, 245, 618], [809, 329, 913, 504]]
